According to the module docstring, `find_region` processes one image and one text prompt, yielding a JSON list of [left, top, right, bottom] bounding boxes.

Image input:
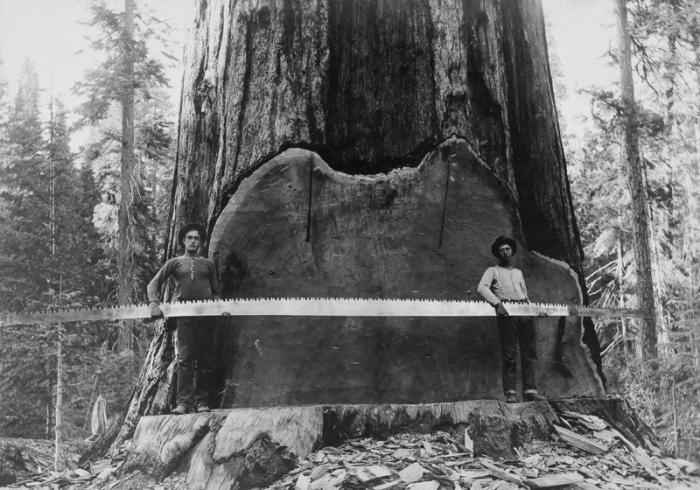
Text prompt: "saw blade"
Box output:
[[0, 299, 645, 327]]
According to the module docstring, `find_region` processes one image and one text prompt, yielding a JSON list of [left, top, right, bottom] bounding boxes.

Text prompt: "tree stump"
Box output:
[[122, 398, 654, 488]]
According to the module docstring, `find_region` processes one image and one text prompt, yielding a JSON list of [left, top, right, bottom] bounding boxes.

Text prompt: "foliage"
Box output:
[[0, 62, 115, 438], [555, 0, 700, 462], [73, 0, 173, 127], [608, 354, 700, 460], [0, 47, 175, 437], [74, 0, 176, 352], [0, 322, 141, 439]]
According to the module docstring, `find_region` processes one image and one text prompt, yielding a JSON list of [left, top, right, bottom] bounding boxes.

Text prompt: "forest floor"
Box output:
[[3, 409, 700, 490]]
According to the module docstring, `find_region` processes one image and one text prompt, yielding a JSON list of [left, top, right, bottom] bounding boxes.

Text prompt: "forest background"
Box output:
[[0, 0, 697, 463]]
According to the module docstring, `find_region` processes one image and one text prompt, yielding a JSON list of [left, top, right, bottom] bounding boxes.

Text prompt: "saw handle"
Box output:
[[150, 302, 164, 319], [495, 302, 509, 316]]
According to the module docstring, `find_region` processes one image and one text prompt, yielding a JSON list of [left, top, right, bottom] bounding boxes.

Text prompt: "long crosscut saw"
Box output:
[[0, 298, 644, 326]]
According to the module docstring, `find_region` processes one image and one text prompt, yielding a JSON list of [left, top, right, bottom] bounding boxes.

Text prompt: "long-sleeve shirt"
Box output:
[[477, 266, 528, 306], [147, 256, 221, 303]]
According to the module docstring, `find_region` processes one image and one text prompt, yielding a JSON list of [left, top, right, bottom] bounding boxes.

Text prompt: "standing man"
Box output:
[[147, 222, 223, 415], [477, 236, 546, 403]]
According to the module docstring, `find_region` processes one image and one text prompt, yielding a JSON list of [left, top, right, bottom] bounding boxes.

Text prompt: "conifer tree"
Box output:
[[0, 61, 55, 437], [615, 0, 659, 362], [74, 0, 173, 353], [0, 63, 112, 438]]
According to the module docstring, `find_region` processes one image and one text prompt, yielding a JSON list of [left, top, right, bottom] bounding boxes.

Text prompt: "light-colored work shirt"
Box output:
[[477, 266, 528, 306]]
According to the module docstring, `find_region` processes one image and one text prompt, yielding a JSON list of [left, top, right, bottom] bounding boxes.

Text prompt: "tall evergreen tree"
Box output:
[[615, 0, 659, 362], [0, 61, 54, 437], [0, 62, 115, 438], [74, 0, 173, 353], [556, 0, 700, 461], [0, 61, 48, 311]]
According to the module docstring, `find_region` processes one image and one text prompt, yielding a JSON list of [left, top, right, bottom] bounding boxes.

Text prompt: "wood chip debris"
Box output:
[[261, 414, 700, 490], [6, 441, 133, 490], [5, 409, 700, 490]]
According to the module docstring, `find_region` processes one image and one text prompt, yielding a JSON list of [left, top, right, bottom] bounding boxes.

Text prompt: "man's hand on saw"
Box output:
[[150, 302, 164, 319], [495, 302, 509, 316]]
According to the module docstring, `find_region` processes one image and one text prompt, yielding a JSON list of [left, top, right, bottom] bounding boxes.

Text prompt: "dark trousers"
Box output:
[[497, 315, 538, 394], [176, 317, 215, 409]]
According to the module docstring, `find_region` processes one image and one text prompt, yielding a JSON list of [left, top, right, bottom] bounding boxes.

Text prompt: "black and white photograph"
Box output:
[[0, 0, 698, 488]]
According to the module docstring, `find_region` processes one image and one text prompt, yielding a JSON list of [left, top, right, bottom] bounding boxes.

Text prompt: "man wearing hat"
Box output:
[[477, 236, 546, 403], [147, 222, 223, 415]]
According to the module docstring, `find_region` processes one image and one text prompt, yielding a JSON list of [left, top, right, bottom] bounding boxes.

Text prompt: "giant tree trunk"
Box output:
[[101, 0, 605, 455]]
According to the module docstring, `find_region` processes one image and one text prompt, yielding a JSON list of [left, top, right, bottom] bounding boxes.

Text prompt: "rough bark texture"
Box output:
[[170, 0, 582, 268], [108, 0, 605, 457], [615, 0, 658, 361], [124, 406, 321, 488], [117, 0, 137, 353]]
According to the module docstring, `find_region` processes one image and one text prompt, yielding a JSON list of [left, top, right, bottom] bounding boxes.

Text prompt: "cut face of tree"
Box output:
[[144, 0, 604, 413], [204, 143, 603, 407], [102, 0, 604, 457]]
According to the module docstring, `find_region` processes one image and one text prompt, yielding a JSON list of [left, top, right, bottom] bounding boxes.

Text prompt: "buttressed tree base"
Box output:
[[105, 0, 606, 455]]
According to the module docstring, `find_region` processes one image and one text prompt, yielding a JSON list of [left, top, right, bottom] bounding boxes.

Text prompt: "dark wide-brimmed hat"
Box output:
[[491, 236, 518, 258], [178, 222, 207, 245]]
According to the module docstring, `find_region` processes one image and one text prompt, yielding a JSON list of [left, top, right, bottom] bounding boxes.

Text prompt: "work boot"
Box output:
[[171, 404, 189, 415], [523, 391, 547, 402], [195, 402, 210, 413], [505, 392, 517, 404]]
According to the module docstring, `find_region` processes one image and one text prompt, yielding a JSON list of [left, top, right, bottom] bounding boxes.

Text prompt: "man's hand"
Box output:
[[495, 302, 509, 316], [150, 302, 164, 319]]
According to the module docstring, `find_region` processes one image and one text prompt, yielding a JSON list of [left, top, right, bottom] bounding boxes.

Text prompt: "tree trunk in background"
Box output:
[[117, 0, 136, 353], [54, 325, 63, 471], [615, 0, 659, 362], [97, 0, 605, 456], [691, 34, 700, 372]]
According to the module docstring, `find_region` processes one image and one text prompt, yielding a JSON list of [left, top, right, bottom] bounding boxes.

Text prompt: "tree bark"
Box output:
[[54, 325, 63, 471], [117, 0, 136, 353], [615, 0, 659, 362], [99, 0, 605, 456]]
